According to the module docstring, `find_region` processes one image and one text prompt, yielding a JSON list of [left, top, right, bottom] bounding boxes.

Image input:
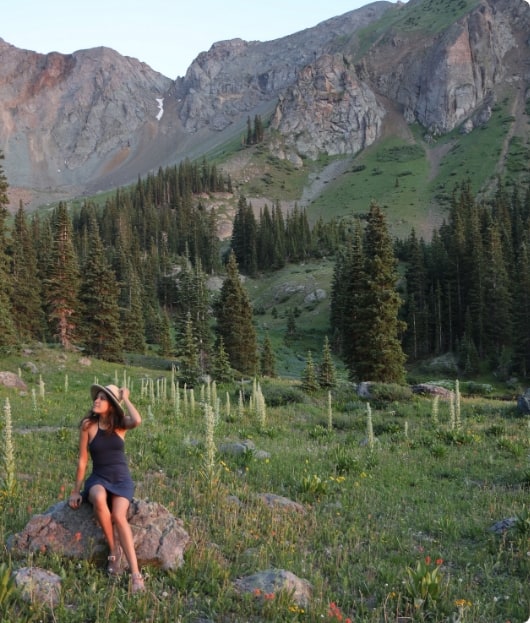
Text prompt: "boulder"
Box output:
[[411, 383, 453, 398], [7, 499, 189, 571], [517, 388, 530, 414], [14, 567, 61, 608], [0, 371, 27, 391], [234, 569, 312, 607], [257, 493, 306, 514]]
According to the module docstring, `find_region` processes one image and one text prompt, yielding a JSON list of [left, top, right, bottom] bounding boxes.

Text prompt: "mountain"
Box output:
[[0, 0, 528, 218]]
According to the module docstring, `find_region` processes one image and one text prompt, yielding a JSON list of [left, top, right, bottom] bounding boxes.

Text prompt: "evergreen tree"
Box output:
[[318, 336, 336, 389], [158, 308, 174, 358], [482, 222, 512, 369], [214, 251, 257, 376], [331, 220, 364, 364], [178, 312, 201, 386], [351, 203, 406, 382], [44, 202, 81, 350], [458, 307, 480, 375], [174, 257, 211, 369], [512, 239, 530, 376], [285, 307, 297, 341], [78, 216, 123, 361], [121, 267, 147, 354], [403, 229, 429, 359], [231, 196, 257, 276], [260, 333, 276, 378], [10, 203, 45, 341], [301, 351, 319, 393], [211, 336, 233, 383], [0, 152, 17, 352]]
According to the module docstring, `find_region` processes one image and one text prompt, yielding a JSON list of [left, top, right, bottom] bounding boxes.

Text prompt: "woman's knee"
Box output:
[[89, 486, 108, 509]]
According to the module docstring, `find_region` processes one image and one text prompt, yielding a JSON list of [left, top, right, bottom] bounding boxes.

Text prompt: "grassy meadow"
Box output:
[[0, 346, 529, 622]]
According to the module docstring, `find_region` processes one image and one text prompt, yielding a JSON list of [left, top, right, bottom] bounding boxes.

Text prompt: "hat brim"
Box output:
[[90, 384, 124, 417]]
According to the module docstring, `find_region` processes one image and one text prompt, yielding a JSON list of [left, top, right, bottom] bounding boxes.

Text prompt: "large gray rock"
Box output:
[[7, 499, 189, 571], [517, 388, 530, 414], [411, 383, 453, 399], [234, 569, 312, 607], [0, 371, 27, 390], [14, 567, 62, 608]]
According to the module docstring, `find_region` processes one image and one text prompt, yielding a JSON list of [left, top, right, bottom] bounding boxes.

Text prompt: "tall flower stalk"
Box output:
[[1, 398, 16, 496]]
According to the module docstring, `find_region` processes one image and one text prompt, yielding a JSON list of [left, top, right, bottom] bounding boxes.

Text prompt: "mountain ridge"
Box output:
[[0, 0, 528, 218]]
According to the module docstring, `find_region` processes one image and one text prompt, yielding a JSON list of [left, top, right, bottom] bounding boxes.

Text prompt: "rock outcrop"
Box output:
[[7, 499, 189, 571]]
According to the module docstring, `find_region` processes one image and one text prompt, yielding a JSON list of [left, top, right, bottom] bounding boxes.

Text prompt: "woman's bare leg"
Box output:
[[88, 485, 116, 553], [111, 496, 140, 576]]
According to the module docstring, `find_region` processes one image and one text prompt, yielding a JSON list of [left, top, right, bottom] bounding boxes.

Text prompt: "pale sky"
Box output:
[[1, 0, 402, 79]]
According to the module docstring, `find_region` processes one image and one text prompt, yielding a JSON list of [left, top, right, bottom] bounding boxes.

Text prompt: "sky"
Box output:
[[1, 0, 403, 79]]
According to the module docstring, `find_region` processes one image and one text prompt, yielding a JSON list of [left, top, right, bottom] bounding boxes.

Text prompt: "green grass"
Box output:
[[1, 347, 529, 622], [249, 258, 337, 378], [304, 136, 432, 239], [344, 0, 481, 61], [239, 144, 312, 203]]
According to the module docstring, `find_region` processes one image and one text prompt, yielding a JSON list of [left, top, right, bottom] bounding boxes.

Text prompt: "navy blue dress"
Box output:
[[82, 424, 134, 502]]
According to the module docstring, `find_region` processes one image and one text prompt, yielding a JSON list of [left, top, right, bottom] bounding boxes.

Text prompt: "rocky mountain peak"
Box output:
[[0, 0, 528, 209]]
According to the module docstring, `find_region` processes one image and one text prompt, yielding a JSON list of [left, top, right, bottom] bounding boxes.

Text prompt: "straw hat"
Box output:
[[90, 384, 124, 417]]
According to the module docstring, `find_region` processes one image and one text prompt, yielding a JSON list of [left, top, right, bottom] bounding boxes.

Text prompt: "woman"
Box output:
[[68, 383, 144, 593]]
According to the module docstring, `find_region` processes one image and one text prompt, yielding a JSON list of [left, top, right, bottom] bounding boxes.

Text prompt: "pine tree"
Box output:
[[301, 351, 319, 393], [512, 239, 530, 376], [482, 222, 512, 369], [0, 152, 17, 353], [179, 312, 201, 386], [78, 216, 123, 361], [331, 219, 363, 363], [231, 196, 257, 276], [44, 202, 81, 350], [285, 308, 297, 341], [158, 308, 174, 358], [352, 203, 406, 383], [10, 203, 45, 341], [318, 336, 336, 389], [260, 333, 276, 378], [121, 267, 147, 354], [403, 229, 429, 359], [211, 336, 233, 383], [174, 257, 211, 369], [214, 251, 257, 376]]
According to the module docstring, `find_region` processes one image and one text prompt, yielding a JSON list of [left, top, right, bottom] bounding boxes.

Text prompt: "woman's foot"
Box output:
[[107, 548, 123, 576], [131, 572, 145, 593]]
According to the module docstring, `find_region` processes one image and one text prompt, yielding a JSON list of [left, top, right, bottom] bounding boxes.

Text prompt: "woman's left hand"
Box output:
[[69, 493, 82, 509]]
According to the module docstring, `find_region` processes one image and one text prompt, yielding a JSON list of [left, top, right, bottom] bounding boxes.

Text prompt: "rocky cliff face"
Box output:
[[0, 40, 175, 201], [0, 0, 528, 208], [270, 0, 530, 159], [173, 2, 391, 132]]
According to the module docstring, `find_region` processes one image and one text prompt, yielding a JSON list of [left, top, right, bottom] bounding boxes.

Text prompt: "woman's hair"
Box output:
[[80, 402, 126, 433]]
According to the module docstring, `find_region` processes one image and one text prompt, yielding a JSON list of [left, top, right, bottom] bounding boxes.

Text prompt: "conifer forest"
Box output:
[[1, 149, 530, 383]]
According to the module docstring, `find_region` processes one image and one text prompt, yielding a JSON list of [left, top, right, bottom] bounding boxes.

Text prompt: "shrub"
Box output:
[[260, 381, 308, 406], [368, 383, 413, 403]]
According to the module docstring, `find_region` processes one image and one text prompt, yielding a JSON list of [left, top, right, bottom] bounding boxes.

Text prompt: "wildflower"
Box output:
[[454, 599, 472, 608], [74, 532, 82, 542], [264, 592, 275, 601]]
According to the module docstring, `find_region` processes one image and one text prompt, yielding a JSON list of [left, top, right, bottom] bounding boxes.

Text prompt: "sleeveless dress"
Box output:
[[82, 424, 134, 502]]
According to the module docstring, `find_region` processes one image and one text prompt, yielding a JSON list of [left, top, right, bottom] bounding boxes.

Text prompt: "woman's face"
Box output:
[[93, 391, 111, 416]]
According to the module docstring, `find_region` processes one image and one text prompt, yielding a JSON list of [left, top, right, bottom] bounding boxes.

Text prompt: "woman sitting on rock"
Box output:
[[68, 384, 144, 593]]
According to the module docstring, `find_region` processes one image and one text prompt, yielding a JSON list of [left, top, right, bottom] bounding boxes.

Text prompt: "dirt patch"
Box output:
[[426, 141, 454, 182]]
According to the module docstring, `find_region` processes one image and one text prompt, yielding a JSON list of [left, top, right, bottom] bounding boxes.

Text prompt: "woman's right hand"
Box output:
[[68, 493, 82, 509]]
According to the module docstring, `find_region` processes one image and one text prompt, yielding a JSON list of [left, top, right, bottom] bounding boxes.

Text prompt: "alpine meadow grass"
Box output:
[[0, 347, 529, 622]]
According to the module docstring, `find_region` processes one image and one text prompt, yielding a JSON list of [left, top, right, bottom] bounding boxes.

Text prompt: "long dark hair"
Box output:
[[80, 402, 126, 434]]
